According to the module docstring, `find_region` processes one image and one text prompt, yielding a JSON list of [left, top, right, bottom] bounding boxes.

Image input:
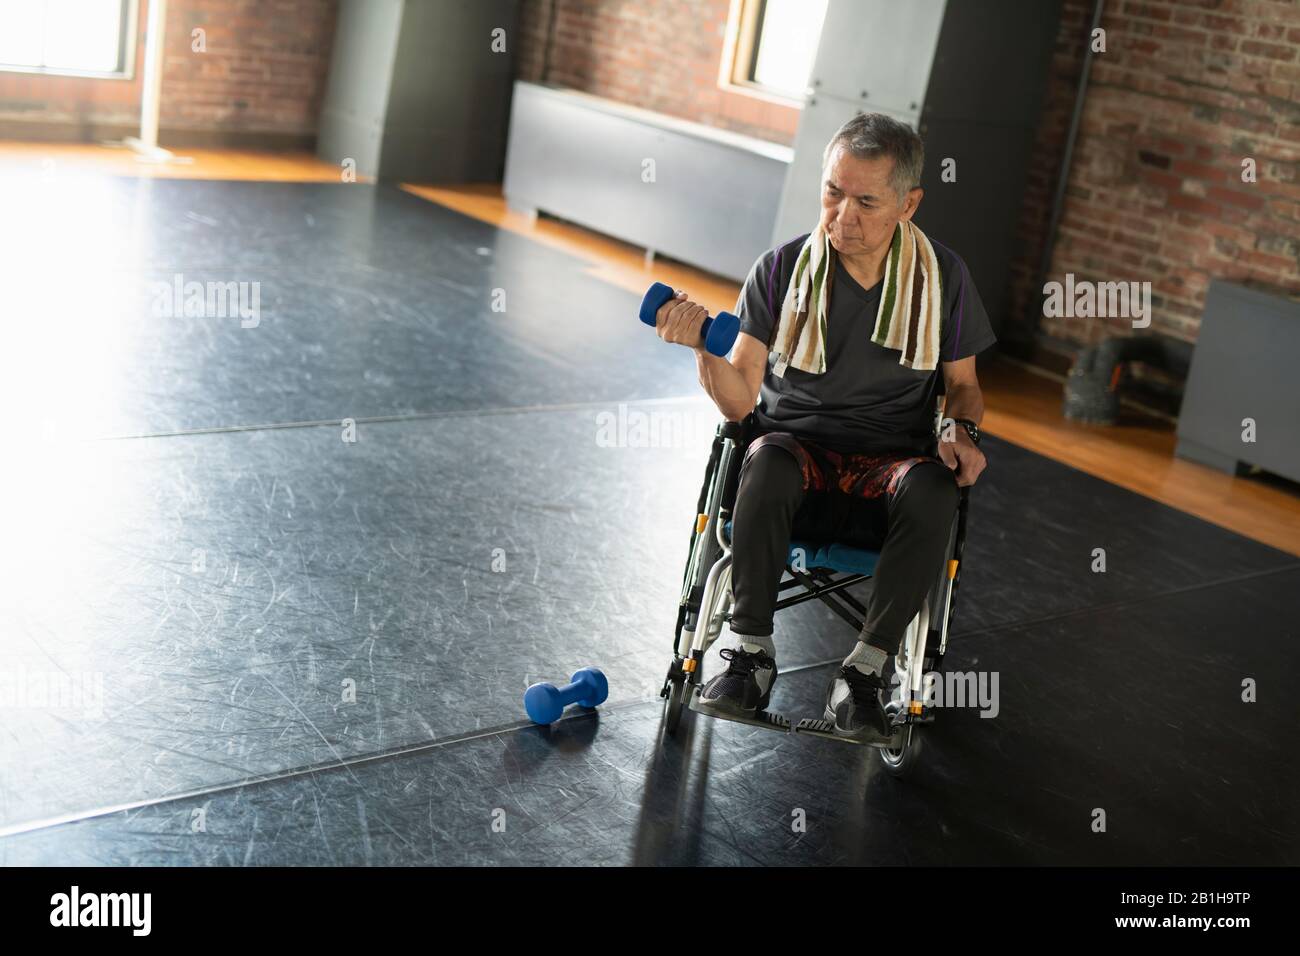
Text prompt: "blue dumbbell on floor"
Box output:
[[524, 667, 609, 725], [639, 281, 740, 357]]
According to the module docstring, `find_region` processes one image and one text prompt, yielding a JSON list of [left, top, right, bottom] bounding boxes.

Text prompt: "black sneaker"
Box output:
[[824, 663, 893, 738], [698, 646, 777, 715]]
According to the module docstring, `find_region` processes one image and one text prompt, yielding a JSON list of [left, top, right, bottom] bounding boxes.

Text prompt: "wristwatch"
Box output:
[[949, 417, 981, 446]]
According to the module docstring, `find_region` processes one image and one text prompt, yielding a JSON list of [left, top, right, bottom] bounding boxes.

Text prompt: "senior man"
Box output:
[[655, 112, 996, 740]]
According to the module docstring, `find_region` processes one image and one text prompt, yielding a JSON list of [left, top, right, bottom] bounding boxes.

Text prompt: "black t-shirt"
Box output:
[[735, 232, 997, 454]]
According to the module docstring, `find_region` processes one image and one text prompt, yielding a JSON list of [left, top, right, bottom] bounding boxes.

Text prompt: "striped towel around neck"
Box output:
[[771, 219, 944, 376]]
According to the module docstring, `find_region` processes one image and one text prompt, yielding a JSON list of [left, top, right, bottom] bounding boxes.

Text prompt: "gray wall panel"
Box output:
[[316, 0, 403, 176], [922, 0, 1063, 125], [503, 83, 793, 281], [317, 0, 517, 183], [1176, 281, 1300, 481], [809, 0, 947, 115], [914, 120, 1040, 329], [382, 0, 518, 182]]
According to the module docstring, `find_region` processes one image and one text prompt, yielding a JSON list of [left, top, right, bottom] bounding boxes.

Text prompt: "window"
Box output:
[[0, 0, 135, 78], [725, 0, 828, 102]]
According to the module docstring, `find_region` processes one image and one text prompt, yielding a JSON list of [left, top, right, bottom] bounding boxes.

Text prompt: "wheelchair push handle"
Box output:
[[639, 281, 740, 358]]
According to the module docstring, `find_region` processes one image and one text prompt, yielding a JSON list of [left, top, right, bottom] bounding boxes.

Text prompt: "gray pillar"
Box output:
[[318, 0, 519, 183]]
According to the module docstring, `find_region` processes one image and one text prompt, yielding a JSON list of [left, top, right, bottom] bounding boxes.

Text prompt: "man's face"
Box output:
[[820, 144, 922, 257]]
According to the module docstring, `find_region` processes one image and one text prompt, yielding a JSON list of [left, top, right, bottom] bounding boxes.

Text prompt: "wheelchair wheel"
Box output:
[[878, 701, 923, 777], [663, 674, 687, 737]]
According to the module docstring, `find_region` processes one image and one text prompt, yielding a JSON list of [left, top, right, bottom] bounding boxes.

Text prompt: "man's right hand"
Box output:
[[655, 291, 709, 351]]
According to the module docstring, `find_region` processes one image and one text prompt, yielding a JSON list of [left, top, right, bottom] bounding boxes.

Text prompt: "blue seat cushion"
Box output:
[[721, 520, 879, 577], [788, 539, 880, 576]]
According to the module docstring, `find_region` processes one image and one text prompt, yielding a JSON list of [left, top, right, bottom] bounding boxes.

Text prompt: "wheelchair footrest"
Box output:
[[793, 718, 900, 749], [688, 688, 791, 732]]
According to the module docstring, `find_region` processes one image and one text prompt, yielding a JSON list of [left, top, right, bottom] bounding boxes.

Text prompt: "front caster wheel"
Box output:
[[662, 674, 688, 737], [878, 701, 923, 777]]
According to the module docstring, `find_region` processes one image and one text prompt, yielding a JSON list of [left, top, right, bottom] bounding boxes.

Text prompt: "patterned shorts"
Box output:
[[743, 431, 939, 501]]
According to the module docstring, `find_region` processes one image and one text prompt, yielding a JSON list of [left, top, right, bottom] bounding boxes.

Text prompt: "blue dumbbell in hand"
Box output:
[[524, 667, 609, 725], [639, 282, 740, 357]]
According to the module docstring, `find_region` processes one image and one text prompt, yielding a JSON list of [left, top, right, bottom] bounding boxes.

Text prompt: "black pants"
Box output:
[[729, 442, 959, 651]]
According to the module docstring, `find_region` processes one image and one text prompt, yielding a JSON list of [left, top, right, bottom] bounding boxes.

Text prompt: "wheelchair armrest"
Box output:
[[716, 414, 760, 514], [717, 410, 758, 442], [718, 420, 745, 441]]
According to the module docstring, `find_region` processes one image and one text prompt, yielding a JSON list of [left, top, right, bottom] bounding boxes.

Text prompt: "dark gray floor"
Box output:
[[1, 177, 1296, 864], [4, 566, 1297, 866], [1, 176, 701, 439]]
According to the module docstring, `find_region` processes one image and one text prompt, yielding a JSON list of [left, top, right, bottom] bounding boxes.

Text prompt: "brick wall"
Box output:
[[162, 0, 338, 142], [0, 0, 338, 147], [1006, 0, 1300, 356]]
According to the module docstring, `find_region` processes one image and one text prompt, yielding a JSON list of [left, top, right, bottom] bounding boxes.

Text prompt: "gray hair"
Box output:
[[822, 112, 924, 203]]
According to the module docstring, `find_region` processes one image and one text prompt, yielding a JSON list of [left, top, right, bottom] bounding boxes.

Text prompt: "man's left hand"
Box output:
[[938, 428, 986, 487]]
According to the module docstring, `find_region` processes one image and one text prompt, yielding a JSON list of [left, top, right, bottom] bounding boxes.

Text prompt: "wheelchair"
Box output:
[[658, 404, 970, 778]]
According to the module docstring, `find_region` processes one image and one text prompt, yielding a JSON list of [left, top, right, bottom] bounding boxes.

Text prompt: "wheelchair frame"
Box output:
[[659, 409, 971, 777]]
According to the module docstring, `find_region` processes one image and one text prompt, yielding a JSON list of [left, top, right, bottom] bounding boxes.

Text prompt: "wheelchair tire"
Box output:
[[878, 702, 923, 777], [663, 676, 688, 737]]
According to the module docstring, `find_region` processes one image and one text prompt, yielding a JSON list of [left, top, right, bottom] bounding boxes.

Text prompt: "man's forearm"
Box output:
[[696, 350, 756, 422], [943, 384, 985, 425]]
